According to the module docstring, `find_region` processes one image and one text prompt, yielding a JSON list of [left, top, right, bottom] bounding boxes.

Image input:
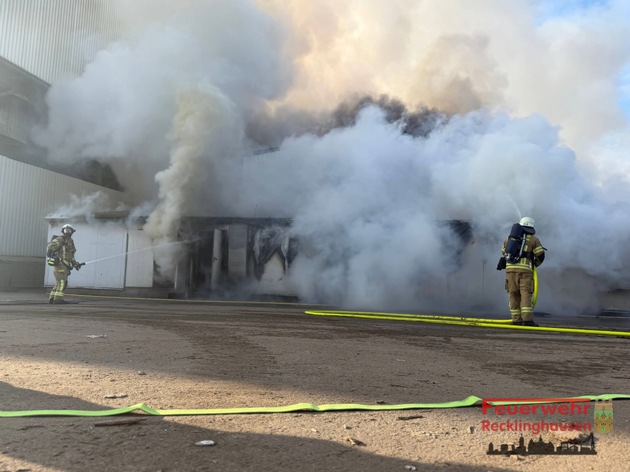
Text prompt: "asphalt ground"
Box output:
[[1, 289, 629, 471], [2, 289, 629, 333]]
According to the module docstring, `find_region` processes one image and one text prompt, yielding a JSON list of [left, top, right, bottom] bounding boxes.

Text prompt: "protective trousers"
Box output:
[[505, 270, 534, 322], [49, 265, 68, 303]]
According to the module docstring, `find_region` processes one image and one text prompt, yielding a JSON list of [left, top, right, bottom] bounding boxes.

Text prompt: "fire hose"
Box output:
[[1, 394, 628, 418]]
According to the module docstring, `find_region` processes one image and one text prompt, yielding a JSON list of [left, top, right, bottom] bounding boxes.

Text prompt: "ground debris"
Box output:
[[397, 415, 424, 421], [344, 437, 366, 446], [195, 440, 216, 446], [94, 418, 147, 427], [105, 393, 128, 399]]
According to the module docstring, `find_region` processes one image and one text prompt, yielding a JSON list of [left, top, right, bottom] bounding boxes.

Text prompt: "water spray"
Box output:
[[82, 240, 188, 266], [507, 195, 522, 219]]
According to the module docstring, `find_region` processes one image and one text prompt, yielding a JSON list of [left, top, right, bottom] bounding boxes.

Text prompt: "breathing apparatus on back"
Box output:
[[46, 224, 78, 266], [497, 217, 536, 270]]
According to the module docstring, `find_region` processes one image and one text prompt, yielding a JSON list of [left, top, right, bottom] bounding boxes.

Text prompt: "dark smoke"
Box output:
[[246, 94, 448, 150], [327, 95, 447, 138]]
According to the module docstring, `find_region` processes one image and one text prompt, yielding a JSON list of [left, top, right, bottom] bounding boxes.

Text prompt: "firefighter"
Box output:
[[46, 224, 83, 304], [501, 216, 545, 326]]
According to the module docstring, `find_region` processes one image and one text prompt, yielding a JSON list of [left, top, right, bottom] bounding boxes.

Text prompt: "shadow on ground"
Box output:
[[0, 382, 516, 472]]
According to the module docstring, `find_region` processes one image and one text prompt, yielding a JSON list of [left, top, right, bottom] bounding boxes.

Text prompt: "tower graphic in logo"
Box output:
[[594, 400, 613, 433]]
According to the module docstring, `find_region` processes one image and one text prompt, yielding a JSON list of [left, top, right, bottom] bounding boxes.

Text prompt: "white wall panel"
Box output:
[[125, 229, 153, 287], [87, 223, 127, 288], [45, 221, 127, 289], [0, 0, 124, 84], [0, 154, 123, 257]]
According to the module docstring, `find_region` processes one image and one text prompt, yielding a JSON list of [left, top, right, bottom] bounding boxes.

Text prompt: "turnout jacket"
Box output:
[[47, 235, 77, 268], [502, 233, 545, 271]]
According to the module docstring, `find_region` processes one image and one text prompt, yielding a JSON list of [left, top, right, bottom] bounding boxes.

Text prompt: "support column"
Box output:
[[211, 229, 223, 290]]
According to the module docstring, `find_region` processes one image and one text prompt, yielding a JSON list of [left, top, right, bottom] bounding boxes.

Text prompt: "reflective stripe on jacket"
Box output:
[[47, 236, 77, 267], [502, 234, 544, 271]]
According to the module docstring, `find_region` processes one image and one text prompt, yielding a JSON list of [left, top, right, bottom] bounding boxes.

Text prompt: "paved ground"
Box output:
[[0, 289, 629, 471]]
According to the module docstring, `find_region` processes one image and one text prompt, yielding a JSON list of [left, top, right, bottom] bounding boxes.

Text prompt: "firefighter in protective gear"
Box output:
[[46, 224, 82, 304], [501, 216, 545, 326]]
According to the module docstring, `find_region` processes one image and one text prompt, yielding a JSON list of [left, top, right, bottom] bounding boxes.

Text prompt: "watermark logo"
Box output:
[[594, 400, 613, 433], [481, 397, 593, 436], [487, 433, 596, 455], [481, 397, 612, 456]]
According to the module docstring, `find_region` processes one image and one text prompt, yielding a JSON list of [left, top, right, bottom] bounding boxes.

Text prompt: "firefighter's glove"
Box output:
[[496, 256, 506, 271], [74, 262, 85, 271]]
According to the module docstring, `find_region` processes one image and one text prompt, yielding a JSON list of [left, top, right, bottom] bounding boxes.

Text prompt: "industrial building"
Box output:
[[43, 214, 298, 299], [0, 1, 296, 297], [2, 2, 629, 311], [0, 1, 125, 289]]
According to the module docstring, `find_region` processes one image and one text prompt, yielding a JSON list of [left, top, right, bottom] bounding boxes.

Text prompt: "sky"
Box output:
[[33, 0, 630, 314]]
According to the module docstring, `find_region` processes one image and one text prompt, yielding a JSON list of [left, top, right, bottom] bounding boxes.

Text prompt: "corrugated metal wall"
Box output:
[[0, 0, 123, 84], [0, 154, 123, 257]]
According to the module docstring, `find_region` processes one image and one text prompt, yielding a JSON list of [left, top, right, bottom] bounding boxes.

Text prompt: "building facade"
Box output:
[[0, 1, 125, 289]]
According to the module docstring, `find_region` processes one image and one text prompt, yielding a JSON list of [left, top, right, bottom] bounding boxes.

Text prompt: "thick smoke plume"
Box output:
[[46, 192, 128, 222], [143, 84, 244, 276], [35, 0, 630, 314]]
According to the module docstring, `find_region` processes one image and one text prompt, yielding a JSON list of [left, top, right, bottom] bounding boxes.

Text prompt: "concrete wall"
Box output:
[[0, 257, 44, 288]]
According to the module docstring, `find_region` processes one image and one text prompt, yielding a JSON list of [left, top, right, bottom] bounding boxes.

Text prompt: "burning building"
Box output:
[[3, 1, 630, 316], [174, 217, 297, 299]]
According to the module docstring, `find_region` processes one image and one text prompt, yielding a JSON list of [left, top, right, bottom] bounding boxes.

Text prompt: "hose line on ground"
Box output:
[[305, 310, 630, 337], [1, 394, 629, 418]]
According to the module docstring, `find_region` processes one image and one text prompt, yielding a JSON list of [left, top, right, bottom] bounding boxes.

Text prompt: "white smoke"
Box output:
[[34, 0, 291, 204], [244, 106, 630, 314], [34, 0, 630, 314], [143, 83, 244, 276], [46, 191, 129, 223]]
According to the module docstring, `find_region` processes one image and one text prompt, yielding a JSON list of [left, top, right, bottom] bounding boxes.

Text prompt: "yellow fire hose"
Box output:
[[305, 309, 630, 337], [1, 394, 629, 418], [305, 265, 630, 337]]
